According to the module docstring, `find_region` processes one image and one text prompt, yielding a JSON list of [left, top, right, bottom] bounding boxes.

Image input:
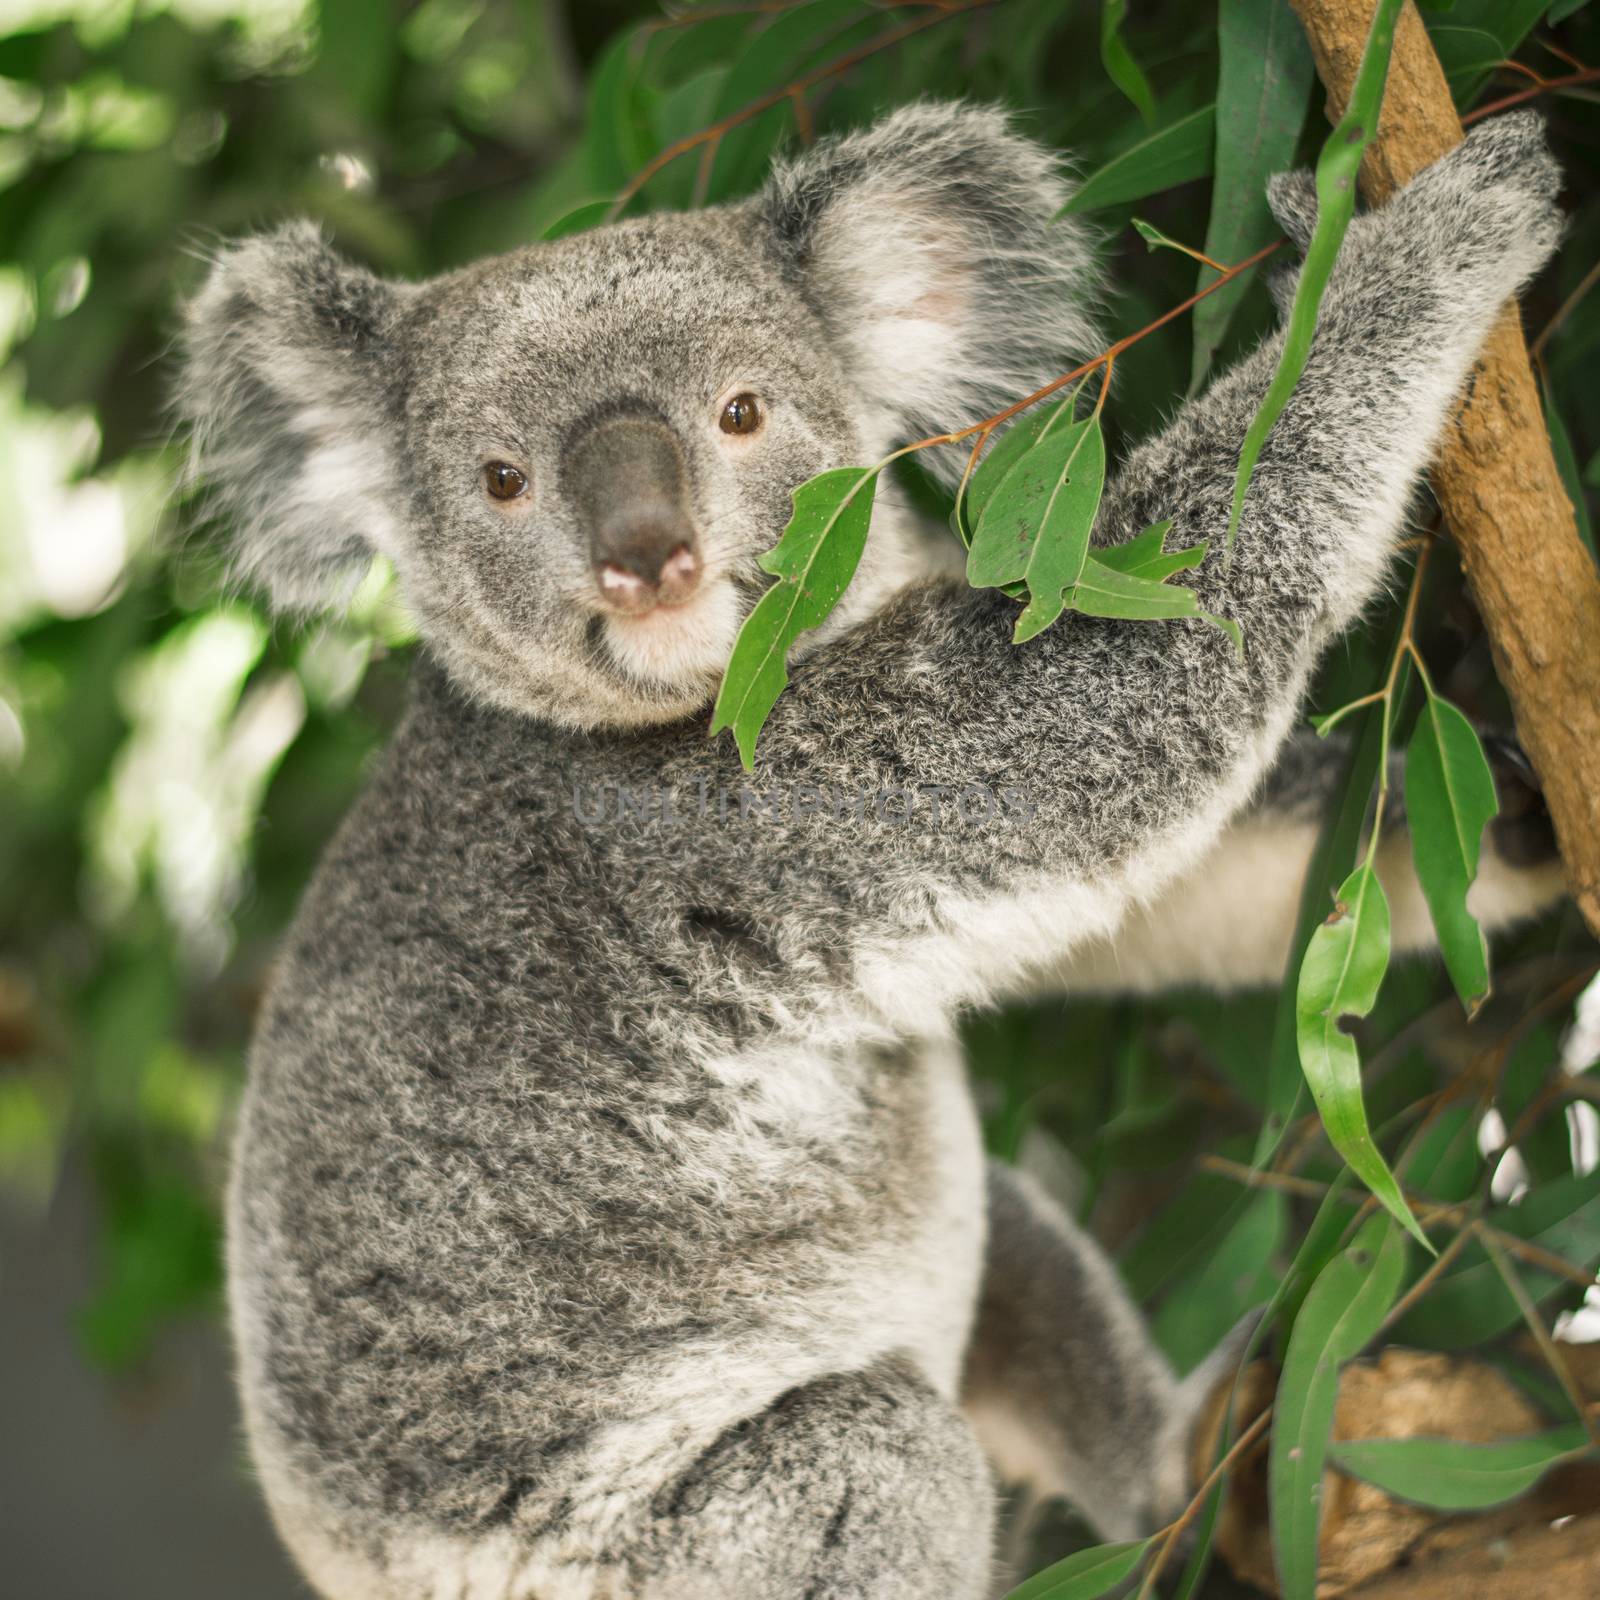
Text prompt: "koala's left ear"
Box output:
[[756, 102, 1100, 479], [175, 222, 412, 612]]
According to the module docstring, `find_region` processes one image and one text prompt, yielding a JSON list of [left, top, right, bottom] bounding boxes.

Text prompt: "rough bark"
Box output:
[[1291, 0, 1600, 936]]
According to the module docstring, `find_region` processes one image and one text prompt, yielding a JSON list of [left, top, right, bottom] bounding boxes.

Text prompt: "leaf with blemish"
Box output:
[[1405, 695, 1498, 1016], [710, 467, 878, 770], [967, 413, 1106, 640], [1295, 863, 1430, 1250]]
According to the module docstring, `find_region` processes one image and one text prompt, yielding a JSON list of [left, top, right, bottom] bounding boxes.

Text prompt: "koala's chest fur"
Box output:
[[230, 692, 989, 1538]]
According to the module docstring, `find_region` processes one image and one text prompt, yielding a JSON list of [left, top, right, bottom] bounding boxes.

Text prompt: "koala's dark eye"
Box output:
[[484, 461, 529, 501], [719, 393, 763, 437]]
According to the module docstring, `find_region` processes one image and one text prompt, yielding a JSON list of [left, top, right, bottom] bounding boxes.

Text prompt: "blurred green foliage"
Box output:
[[0, 0, 1597, 1588]]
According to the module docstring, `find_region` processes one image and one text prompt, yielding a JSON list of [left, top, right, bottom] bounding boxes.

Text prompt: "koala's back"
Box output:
[[229, 663, 986, 1563]]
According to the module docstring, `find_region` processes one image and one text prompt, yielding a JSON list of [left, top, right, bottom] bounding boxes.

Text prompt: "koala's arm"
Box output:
[[1048, 731, 1567, 998], [734, 115, 1561, 1014]]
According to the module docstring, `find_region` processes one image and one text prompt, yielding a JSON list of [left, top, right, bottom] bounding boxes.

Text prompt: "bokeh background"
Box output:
[[0, 1, 1597, 1595]]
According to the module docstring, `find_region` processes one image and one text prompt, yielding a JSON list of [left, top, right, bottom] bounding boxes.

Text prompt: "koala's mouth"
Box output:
[[583, 571, 759, 702]]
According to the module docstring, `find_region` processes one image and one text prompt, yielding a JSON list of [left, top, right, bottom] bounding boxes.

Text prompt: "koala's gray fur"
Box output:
[[178, 104, 1566, 1598]]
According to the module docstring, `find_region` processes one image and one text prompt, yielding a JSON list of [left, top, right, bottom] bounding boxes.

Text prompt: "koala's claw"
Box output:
[[1453, 109, 1562, 199]]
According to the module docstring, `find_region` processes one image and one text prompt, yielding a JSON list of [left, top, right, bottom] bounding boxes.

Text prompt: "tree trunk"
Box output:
[[1290, 0, 1600, 937]]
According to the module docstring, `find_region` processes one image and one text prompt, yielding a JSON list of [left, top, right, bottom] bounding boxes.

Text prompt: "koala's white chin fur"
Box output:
[[602, 580, 741, 691]]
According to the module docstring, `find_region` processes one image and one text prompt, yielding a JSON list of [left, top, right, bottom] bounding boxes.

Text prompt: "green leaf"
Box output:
[[962, 394, 1083, 545], [1061, 104, 1215, 215], [1330, 1424, 1594, 1510], [1191, 0, 1316, 390], [1094, 521, 1208, 582], [1003, 1537, 1150, 1600], [1405, 696, 1498, 1015], [1542, 371, 1596, 563], [967, 414, 1106, 641], [1392, 1167, 1600, 1349], [1099, 0, 1157, 124], [710, 467, 878, 769], [1071, 554, 1243, 654], [541, 200, 613, 241], [1226, 0, 1407, 547], [1295, 863, 1430, 1250], [1426, 25, 1507, 103], [1271, 1215, 1406, 1600], [584, 29, 655, 195], [1153, 1191, 1284, 1373]]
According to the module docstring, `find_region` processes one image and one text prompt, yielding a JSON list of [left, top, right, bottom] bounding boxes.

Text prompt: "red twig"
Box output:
[[1463, 64, 1600, 124]]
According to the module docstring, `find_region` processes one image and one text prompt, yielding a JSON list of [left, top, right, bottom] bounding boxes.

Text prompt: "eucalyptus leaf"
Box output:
[[1003, 1537, 1150, 1600], [1405, 696, 1498, 1016], [1060, 104, 1215, 215], [1191, 0, 1316, 390], [1330, 1424, 1594, 1510], [1295, 863, 1430, 1249], [1226, 0, 1406, 547], [1270, 1215, 1406, 1600], [1542, 371, 1596, 562], [710, 468, 878, 768], [1094, 521, 1208, 581], [1099, 0, 1157, 125]]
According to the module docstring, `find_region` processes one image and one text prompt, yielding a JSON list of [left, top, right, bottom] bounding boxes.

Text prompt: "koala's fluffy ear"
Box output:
[[176, 222, 410, 612], [757, 102, 1100, 480]]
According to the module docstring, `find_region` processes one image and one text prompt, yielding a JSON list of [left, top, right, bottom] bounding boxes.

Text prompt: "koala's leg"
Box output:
[[961, 1164, 1237, 1550], [1054, 730, 1567, 997], [619, 1356, 995, 1599]]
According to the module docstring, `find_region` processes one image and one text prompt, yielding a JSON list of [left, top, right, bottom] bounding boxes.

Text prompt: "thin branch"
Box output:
[[1137, 1407, 1275, 1598], [1532, 257, 1600, 361], [1462, 65, 1600, 124], [1480, 1227, 1600, 1449]]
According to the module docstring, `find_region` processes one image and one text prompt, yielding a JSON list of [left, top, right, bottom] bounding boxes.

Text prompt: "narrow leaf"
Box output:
[[1191, 0, 1316, 390], [1060, 104, 1215, 215], [1271, 1215, 1406, 1600], [1405, 696, 1498, 1015], [1094, 521, 1208, 582], [1070, 554, 1244, 655], [1225, 0, 1406, 547], [1330, 1424, 1593, 1510], [1099, 0, 1157, 125], [541, 200, 613, 241], [1003, 1538, 1150, 1600], [1295, 863, 1431, 1250], [710, 468, 877, 769]]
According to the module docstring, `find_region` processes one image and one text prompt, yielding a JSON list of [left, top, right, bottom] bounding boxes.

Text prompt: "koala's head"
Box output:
[[177, 103, 1097, 729]]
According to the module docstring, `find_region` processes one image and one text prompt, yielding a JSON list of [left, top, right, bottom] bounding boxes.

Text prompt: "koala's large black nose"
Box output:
[[567, 415, 700, 614]]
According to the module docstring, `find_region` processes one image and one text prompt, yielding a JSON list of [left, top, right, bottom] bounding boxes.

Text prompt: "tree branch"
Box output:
[[1289, 0, 1600, 937]]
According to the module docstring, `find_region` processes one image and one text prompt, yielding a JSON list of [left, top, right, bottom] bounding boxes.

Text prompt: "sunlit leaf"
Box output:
[[1061, 104, 1215, 215], [1226, 0, 1406, 547], [1330, 1424, 1594, 1510], [1271, 1215, 1406, 1600], [1405, 696, 1498, 1015], [1295, 863, 1430, 1249], [710, 467, 878, 768]]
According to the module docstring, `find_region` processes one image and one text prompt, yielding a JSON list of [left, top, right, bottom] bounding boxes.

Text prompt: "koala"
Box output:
[[177, 104, 1566, 1599]]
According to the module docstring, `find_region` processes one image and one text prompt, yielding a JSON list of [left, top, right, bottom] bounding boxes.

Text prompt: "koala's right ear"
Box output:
[[755, 102, 1100, 481], [176, 222, 411, 612]]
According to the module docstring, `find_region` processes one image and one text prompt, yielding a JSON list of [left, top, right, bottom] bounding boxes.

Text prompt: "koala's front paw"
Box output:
[[1390, 110, 1563, 299]]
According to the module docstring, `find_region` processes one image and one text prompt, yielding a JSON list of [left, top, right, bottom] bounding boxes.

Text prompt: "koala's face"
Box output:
[[178, 104, 1097, 730], [392, 215, 870, 726]]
